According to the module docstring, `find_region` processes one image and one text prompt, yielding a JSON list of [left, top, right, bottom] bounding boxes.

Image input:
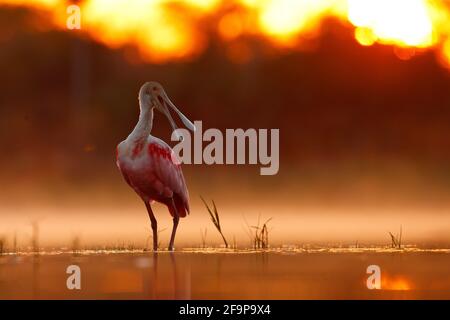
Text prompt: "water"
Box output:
[[0, 249, 449, 299]]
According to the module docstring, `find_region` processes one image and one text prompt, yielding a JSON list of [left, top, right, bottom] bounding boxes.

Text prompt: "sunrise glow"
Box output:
[[2, 0, 450, 64]]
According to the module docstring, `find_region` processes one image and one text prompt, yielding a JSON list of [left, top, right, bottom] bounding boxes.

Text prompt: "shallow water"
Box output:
[[0, 249, 449, 299]]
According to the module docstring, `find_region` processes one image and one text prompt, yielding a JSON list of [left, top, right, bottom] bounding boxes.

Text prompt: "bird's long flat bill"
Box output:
[[163, 93, 196, 132], [160, 94, 196, 141]]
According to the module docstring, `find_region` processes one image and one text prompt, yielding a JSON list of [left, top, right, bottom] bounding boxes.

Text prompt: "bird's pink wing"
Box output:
[[148, 142, 190, 216]]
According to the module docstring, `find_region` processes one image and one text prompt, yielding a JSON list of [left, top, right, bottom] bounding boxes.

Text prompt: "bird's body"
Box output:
[[116, 135, 189, 218], [116, 82, 195, 251]]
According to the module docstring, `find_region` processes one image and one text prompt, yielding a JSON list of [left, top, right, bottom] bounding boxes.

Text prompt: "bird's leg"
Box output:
[[168, 198, 180, 251], [145, 201, 158, 251]]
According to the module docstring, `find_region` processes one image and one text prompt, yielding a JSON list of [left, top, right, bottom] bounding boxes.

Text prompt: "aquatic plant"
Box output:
[[200, 228, 207, 248], [389, 225, 403, 249], [244, 214, 272, 249], [201, 196, 228, 248], [0, 236, 5, 255]]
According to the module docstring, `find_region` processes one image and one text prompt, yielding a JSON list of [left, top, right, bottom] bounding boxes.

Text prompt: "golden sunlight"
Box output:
[[2, 0, 450, 66], [382, 275, 413, 291], [442, 40, 450, 68], [0, 0, 60, 7], [347, 0, 434, 48], [81, 0, 205, 62], [256, 0, 337, 43]]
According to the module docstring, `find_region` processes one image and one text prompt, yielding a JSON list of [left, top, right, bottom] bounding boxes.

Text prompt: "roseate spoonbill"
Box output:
[[116, 82, 195, 251]]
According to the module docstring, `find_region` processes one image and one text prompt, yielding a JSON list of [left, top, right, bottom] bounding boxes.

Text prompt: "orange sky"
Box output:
[[1, 0, 450, 67]]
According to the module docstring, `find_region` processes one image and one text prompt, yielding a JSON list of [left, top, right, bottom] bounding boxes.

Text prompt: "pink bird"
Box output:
[[116, 82, 196, 251]]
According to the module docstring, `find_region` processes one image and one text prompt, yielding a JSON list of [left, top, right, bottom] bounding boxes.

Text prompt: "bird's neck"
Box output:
[[129, 105, 154, 141]]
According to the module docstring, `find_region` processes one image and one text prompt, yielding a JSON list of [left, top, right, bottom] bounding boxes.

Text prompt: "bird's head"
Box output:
[[139, 81, 196, 140]]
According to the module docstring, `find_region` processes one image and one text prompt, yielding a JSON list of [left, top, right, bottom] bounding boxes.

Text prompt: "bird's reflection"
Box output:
[[141, 252, 191, 299], [32, 256, 40, 299]]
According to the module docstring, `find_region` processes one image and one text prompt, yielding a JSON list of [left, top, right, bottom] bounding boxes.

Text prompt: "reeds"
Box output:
[[201, 196, 228, 248], [72, 236, 81, 255], [200, 228, 207, 248], [244, 215, 272, 249], [145, 227, 167, 251], [31, 221, 40, 255], [12, 231, 17, 254], [0, 236, 5, 255], [389, 225, 403, 249], [253, 218, 272, 249]]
